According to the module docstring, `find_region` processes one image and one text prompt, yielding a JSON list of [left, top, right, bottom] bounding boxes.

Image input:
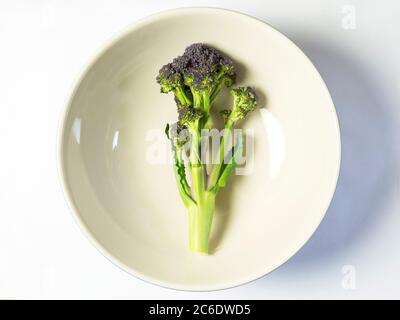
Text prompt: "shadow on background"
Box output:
[[262, 37, 397, 274]]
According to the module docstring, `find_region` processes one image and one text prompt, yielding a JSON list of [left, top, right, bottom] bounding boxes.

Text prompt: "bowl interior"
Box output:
[[60, 8, 340, 290]]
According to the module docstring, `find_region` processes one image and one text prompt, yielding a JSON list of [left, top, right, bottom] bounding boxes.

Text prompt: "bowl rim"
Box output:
[[57, 6, 341, 292]]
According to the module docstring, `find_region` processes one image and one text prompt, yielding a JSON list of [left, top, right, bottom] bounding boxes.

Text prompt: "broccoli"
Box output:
[[157, 43, 257, 254]]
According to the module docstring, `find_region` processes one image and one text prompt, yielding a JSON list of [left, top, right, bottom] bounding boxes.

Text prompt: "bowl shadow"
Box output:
[[259, 37, 398, 276], [209, 130, 256, 254]]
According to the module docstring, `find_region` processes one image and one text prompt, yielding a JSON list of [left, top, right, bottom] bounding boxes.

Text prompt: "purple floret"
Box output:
[[157, 43, 236, 89], [178, 43, 233, 72]]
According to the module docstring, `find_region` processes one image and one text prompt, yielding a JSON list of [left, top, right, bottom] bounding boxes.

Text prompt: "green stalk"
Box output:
[[201, 92, 212, 129], [174, 86, 192, 105], [210, 81, 224, 103], [191, 89, 203, 109], [188, 191, 216, 253], [202, 91, 211, 113], [189, 129, 205, 204], [208, 120, 233, 189], [188, 119, 217, 254]]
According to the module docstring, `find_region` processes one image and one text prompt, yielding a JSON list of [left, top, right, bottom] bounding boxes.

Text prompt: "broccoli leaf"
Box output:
[[173, 152, 195, 207], [165, 124, 195, 207]]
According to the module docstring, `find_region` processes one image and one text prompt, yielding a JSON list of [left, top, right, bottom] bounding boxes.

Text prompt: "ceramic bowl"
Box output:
[[59, 8, 341, 290]]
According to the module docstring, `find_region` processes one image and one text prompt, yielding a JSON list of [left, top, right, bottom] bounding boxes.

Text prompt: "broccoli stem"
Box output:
[[208, 120, 233, 189], [202, 91, 211, 113], [174, 86, 192, 105], [210, 81, 224, 103], [188, 191, 216, 253], [190, 128, 205, 202], [188, 121, 218, 254], [192, 90, 203, 109]]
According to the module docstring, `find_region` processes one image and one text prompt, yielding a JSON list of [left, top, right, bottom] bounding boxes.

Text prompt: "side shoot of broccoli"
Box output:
[[157, 43, 257, 254]]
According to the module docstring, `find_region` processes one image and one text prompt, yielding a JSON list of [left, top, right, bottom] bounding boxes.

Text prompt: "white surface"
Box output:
[[0, 0, 399, 299], [59, 8, 340, 291]]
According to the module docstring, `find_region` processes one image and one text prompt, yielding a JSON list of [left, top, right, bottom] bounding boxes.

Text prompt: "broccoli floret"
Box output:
[[175, 98, 203, 130], [178, 106, 202, 128], [157, 63, 192, 106], [157, 43, 236, 112], [221, 86, 258, 125], [177, 44, 236, 108], [166, 122, 189, 148]]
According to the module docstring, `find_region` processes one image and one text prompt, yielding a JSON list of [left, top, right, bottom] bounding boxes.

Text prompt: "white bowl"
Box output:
[[59, 8, 340, 291]]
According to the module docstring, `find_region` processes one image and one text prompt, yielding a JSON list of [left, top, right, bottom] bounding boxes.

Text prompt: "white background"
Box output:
[[0, 0, 399, 299]]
